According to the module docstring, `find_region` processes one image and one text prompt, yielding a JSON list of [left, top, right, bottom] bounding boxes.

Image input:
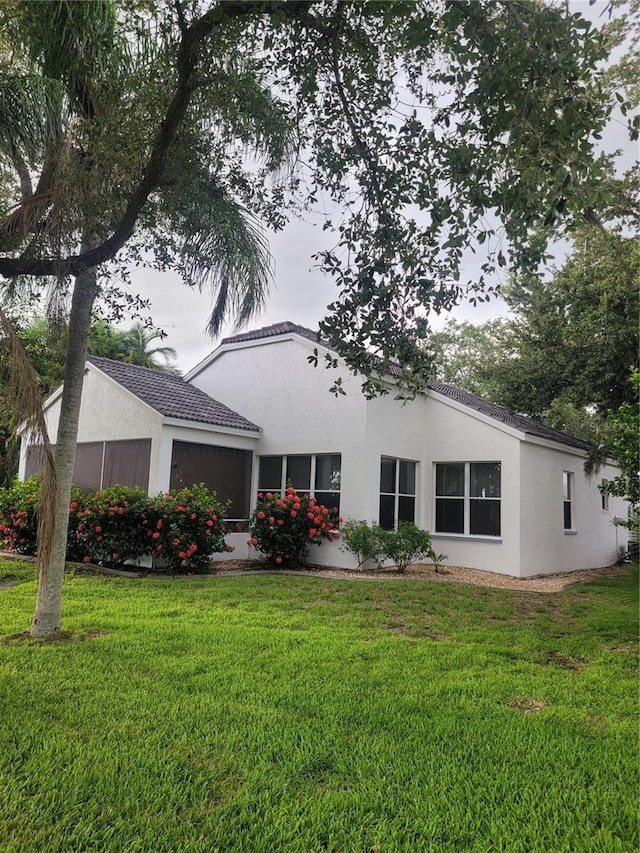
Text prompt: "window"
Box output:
[[171, 441, 252, 521], [257, 454, 342, 514], [600, 480, 609, 512], [435, 462, 501, 537], [563, 471, 573, 530], [25, 440, 151, 491], [379, 457, 416, 529]]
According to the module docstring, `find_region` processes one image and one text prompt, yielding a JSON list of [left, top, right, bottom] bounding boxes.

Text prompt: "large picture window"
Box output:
[[170, 441, 252, 521], [435, 462, 501, 537], [257, 454, 341, 514], [379, 457, 416, 530]]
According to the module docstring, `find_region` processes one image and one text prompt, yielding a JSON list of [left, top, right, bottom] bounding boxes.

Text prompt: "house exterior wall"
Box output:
[[361, 392, 430, 526], [519, 442, 628, 576], [19, 366, 165, 490], [421, 394, 523, 575], [188, 337, 369, 568], [190, 338, 626, 577]]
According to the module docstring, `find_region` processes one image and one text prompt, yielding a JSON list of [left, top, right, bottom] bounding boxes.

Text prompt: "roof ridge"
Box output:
[[219, 320, 332, 348]]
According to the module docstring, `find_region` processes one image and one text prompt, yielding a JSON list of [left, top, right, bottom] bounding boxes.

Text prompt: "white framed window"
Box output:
[[600, 480, 609, 512], [257, 453, 341, 514], [379, 457, 417, 529], [435, 462, 501, 537], [563, 471, 574, 530]]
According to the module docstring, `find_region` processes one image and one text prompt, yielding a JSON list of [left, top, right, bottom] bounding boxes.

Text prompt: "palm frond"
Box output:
[[0, 75, 66, 161], [0, 302, 56, 579], [178, 190, 273, 337], [10, 0, 119, 117]]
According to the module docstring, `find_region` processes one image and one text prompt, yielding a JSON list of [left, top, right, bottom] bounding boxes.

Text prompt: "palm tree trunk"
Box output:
[[30, 266, 98, 637]]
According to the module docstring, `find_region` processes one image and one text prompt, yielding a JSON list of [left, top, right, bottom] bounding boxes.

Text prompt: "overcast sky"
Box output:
[[111, 0, 636, 374]]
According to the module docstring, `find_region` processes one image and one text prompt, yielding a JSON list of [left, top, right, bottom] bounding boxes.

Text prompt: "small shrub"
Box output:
[[0, 477, 40, 555], [249, 487, 340, 568], [341, 519, 446, 573], [340, 519, 386, 570], [380, 521, 446, 573]]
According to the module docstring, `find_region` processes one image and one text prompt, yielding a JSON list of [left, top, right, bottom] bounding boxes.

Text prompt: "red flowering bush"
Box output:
[[142, 483, 230, 573], [248, 486, 340, 568], [1, 478, 230, 572], [66, 484, 150, 566], [0, 477, 40, 555]]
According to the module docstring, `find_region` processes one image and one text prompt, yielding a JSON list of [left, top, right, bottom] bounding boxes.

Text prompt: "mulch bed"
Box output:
[[1, 550, 627, 593]]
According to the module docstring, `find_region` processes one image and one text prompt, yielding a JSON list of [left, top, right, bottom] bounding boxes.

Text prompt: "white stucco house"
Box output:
[[20, 321, 627, 577]]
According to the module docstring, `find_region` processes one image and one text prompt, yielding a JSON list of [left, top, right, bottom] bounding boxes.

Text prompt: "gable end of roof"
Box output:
[[87, 356, 260, 432], [219, 321, 326, 348]]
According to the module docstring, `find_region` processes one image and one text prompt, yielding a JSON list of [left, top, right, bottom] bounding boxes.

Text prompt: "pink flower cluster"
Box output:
[[248, 486, 341, 569]]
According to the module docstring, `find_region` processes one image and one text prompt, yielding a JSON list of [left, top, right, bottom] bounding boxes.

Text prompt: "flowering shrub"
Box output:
[[1, 478, 231, 572], [142, 484, 230, 573], [248, 486, 341, 568], [66, 484, 150, 566], [0, 477, 40, 555]]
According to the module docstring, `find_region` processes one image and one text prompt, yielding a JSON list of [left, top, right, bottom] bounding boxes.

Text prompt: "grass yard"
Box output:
[[0, 560, 637, 853]]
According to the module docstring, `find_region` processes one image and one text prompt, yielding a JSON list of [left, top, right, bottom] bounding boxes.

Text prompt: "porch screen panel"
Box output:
[[102, 439, 151, 491], [24, 444, 53, 479], [170, 441, 252, 519], [73, 442, 104, 490]]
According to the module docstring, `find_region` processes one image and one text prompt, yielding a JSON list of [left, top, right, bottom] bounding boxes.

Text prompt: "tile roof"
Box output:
[[220, 322, 590, 452], [220, 321, 323, 347], [427, 383, 591, 451], [88, 357, 260, 432]]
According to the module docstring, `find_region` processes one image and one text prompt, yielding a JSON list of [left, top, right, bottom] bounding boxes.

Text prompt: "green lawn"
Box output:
[[0, 560, 637, 853]]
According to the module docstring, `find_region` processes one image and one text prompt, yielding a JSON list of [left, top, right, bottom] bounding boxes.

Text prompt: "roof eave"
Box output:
[[163, 416, 261, 436]]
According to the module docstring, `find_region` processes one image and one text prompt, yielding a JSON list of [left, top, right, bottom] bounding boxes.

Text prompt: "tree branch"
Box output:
[[0, 1, 312, 278]]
